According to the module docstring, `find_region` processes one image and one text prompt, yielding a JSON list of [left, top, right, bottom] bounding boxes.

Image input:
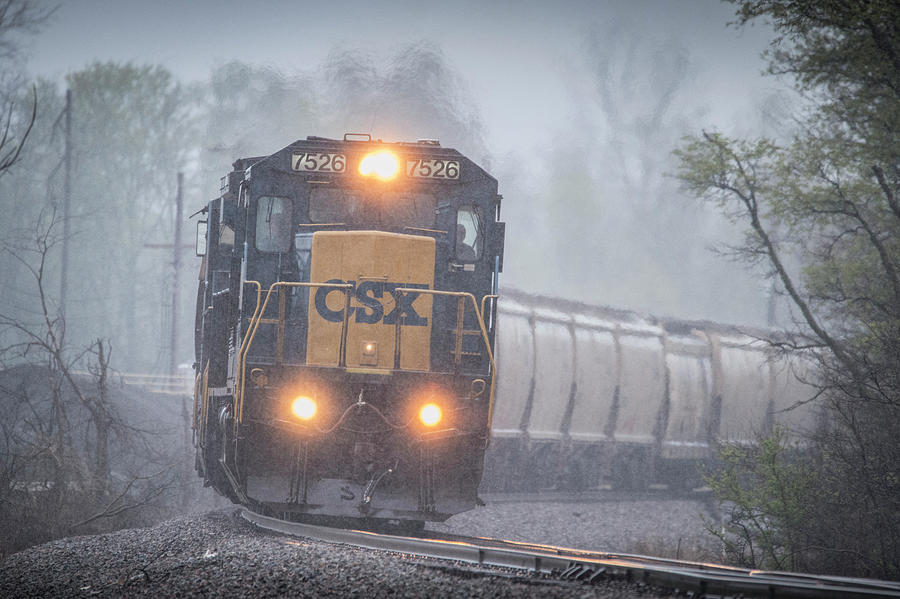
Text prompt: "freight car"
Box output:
[[483, 288, 820, 492], [193, 134, 505, 524]]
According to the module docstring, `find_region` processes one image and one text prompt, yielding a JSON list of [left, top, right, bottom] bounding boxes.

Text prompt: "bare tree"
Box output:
[[0, 84, 34, 176], [0, 0, 52, 61], [0, 209, 187, 555], [0, 0, 55, 176], [0, 0, 51, 178]]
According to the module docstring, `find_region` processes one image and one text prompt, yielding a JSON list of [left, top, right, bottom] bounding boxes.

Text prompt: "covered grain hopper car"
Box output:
[[483, 288, 819, 492]]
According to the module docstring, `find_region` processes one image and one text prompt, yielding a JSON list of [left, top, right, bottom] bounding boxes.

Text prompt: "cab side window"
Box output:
[[255, 196, 293, 252], [455, 207, 482, 262], [219, 224, 235, 247]]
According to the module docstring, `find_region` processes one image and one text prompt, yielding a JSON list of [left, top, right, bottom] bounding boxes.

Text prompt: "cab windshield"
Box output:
[[308, 187, 436, 229]]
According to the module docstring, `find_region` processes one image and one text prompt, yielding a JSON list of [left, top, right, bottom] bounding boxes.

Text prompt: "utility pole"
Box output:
[[145, 173, 192, 371], [144, 172, 194, 506], [172, 172, 191, 507], [170, 172, 183, 376], [60, 89, 72, 324]]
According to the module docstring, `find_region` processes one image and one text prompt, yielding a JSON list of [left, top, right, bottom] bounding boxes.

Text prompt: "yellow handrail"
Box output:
[[199, 362, 210, 447], [480, 294, 499, 324], [237, 280, 353, 425], [236, 282, 500, 442], [394, 288, 498, 434], [192, 371, 201, 435], [235, 281, 262, 418]]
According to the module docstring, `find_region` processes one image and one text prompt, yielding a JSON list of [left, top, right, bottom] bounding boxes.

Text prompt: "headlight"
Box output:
[[359, 150, 399, 180], [291, 396, 317, 420], [418, 403, 442, 427]]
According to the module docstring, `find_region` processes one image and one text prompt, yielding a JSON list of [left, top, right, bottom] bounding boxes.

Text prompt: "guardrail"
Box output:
[[72, 371, 194, 396]]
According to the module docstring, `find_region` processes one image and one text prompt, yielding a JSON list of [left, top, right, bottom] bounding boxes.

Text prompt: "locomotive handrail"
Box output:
[[393, 288, 498, 436], [237, 280, 354, 426], [476, 293, 499, 438], [480, 294, 499, 328], [237, 283, 499, 438], [235, 280, 262, 426]]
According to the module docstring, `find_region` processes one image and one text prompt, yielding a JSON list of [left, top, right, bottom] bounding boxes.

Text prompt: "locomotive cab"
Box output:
[[193, 135, 505, 523]]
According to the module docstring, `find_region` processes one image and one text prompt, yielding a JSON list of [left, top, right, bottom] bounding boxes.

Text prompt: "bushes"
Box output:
[[704, 427, 815, 571], [706, 423, 900, 579]]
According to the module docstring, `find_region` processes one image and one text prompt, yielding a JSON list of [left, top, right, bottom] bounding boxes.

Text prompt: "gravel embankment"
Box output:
[[432, 496, 721, 561], [0, 507, 699, 598]]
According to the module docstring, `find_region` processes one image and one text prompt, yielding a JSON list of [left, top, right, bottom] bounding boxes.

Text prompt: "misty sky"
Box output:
[[28, 0, 777, 156], [22, 0, 789, 325]]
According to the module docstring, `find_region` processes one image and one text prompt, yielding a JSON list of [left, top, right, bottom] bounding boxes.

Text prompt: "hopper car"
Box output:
[[485, 289, 820, 492]]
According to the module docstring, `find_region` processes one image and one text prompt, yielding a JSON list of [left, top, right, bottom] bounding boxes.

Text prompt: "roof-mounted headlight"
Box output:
[[359, 150, 399, 181]]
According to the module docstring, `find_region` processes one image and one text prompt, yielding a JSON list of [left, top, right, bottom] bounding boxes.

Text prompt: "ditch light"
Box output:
[[291, 396, 317, 420], [418, 403, 442, 427]]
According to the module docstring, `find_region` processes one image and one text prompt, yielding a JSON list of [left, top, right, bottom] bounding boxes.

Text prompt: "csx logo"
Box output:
[[314, 279, 429, 326]]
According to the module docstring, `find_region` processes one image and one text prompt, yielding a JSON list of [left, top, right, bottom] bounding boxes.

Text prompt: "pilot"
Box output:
[[456, 224, 477, 261]]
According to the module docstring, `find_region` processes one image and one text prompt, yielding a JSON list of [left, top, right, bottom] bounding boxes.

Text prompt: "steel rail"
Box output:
[[241, 509, 900, 599], [478, 488, 716, 504]]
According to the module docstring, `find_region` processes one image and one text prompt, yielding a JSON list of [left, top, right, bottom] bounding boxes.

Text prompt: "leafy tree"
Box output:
[[0, 60, 216, 552], [531, 21, 767, 321], [0, 63, 199, 371], [676, 0, 900, 578], [65, 62, 197, 372], [703, 427, 816, 571]]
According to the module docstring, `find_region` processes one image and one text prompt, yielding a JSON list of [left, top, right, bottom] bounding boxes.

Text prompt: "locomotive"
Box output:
[[193, 134, 505, 524]]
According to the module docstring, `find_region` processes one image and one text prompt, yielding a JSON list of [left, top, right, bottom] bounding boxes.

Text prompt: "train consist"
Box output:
[[484, 289, 820, 491], [192, 133, 820, 528], [193, 134, 505, 524]]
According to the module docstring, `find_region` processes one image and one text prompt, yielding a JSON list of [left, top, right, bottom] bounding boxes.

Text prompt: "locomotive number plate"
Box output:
[[406, 159, 460, 180], [292, 152, 346, 173]]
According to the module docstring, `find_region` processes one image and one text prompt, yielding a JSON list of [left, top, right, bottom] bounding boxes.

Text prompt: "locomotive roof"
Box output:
[[230, 134, 495, 183]]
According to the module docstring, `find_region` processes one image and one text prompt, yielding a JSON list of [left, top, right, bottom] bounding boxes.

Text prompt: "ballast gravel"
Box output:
[[0, 507, 699, 598], [432, 496, 721, 562]]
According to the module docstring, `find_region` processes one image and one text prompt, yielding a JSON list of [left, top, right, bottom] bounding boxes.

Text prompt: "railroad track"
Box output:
[[479, 487, 715, 504], [242, 509, 900, 598]]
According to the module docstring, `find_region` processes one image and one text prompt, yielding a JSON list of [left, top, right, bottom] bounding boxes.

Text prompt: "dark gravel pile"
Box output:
[[432, 497, 721, 562], [0, 510, 684, 598]]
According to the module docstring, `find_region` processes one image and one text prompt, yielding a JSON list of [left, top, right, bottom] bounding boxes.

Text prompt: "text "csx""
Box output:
[[314, 279, 429, 326]]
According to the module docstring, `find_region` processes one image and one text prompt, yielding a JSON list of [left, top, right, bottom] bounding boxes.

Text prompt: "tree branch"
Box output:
[[871, 165, 900, 222], [0, 84, 35, 176], [702, 132, 865, 385]]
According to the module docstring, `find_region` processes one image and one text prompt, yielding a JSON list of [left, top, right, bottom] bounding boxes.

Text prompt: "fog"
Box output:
[[9, 0, 795, 372]]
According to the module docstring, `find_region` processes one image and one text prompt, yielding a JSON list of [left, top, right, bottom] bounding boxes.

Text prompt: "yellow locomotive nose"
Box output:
[[291, 396, 317, 420], [418, 403, 442, 427]]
